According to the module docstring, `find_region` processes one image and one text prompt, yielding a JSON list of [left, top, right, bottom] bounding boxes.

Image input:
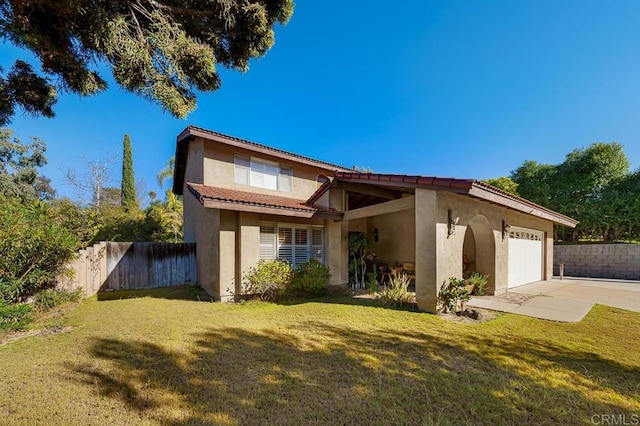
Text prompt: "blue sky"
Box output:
[[3, 0, 640, 201]]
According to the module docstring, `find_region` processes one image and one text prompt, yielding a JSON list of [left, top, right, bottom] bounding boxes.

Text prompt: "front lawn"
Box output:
[[1, 286, 639, 425]]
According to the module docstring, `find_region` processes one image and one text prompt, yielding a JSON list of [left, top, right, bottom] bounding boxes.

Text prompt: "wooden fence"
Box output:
[[58, 242, 197, 297]]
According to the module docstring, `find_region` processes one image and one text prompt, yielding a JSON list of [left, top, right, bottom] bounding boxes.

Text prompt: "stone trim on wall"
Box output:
[[553, 243, 640, 280]]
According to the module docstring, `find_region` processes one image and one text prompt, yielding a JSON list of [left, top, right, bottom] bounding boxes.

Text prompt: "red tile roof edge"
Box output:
[[306, 178, 334, 205], [187, 183, 337, 214]]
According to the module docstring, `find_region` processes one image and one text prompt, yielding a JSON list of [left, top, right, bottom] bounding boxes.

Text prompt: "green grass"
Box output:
[[1, 285, 639, 425]]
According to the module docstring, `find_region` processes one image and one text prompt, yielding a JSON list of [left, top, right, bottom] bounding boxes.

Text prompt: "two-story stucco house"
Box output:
[[173, 126, 578, 313]]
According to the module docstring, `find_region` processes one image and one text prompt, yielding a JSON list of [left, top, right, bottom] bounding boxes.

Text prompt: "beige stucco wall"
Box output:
[[193, 205, 220, 299], [348, 218, 367, 233], [326, 187, 348, 286], [237, 212, 261, 294], [218, 210, 238, 301], [368, 209, 415, 265], [200, 139, 329, 200], [434, 191, 554, 295], [182, 139, 204, 243], [411, 190, 554, 312], [181, 139, 222, 299], [327, 219, 349, 285], [415, 189, 439, 312], [182, 185, 199, 244], [463, 227, 476, 266]]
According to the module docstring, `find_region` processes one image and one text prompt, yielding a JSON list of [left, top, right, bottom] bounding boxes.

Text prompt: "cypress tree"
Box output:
[[121, 134, 138, 211]]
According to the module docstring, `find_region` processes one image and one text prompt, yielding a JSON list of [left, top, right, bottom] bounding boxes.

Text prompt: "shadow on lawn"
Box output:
[[69, 323, 639, 425], [277, 294, 422, 313], [96, 285, 214, 302]]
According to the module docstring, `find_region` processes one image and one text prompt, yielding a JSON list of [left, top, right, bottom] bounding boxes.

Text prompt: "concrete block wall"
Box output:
[[554, 243, 640, 280]]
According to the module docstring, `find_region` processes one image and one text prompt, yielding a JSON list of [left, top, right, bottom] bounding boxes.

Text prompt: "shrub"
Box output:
[[0, 299, 33, 331], [33, 288, 83, 312], [242, 259, 293, 301], [366, 271, 379, 293], [467, 272, 488, 296], [379, 273, 413, 306], [439, 277, 471, 313], [290, 258, 330, 297], [0, 198, 78, 303]]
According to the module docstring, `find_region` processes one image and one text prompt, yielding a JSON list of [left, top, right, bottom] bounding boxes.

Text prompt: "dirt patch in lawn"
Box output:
[[0, 325, 73, 347], [439, 308, 498, 323]]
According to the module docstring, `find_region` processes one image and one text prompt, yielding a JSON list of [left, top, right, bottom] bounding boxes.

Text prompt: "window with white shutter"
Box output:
[[278, 166, 293, 192], [259, 226, 276, 260], [251, 159, 278, 190], [277, 227, 293, 264], [234, 155, 293, 192], [311, 228, 324, 262], [260, 223, 325, 268], [294, 228, 309, 266], [234, 155, 250, 185]]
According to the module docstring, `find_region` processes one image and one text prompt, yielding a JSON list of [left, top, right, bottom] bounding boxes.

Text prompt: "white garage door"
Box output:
[[508, 227, 544, 289]]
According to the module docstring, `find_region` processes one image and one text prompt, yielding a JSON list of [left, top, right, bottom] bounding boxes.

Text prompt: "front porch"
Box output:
[[326, 180, 501, 313]]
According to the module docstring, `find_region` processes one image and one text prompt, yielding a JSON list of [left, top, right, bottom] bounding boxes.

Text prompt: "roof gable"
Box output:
[[173, 126, 352, 194]]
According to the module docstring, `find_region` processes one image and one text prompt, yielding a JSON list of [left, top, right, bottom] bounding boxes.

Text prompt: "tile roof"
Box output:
[[311, 172, 579, 228], [187, 183, 337, 216]]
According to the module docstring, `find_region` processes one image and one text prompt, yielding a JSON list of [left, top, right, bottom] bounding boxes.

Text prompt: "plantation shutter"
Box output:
[[294, 228, 310, 267], [311, 228, 324, 262], [264, 163, 279, 190], [250, 159, 279, 190], [277, 227, 293, 264], [278, 166, 293, 192], [260, 223, 325, 268], [250, 160, 265, 188], [259, 226, 276, 260], [234, 155, 250, 185]]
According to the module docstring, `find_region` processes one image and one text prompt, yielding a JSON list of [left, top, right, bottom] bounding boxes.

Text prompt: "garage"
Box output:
[[508, 226, 544, 288]]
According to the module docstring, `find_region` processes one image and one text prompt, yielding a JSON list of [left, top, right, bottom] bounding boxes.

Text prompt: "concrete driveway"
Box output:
[[468, 277, 640, 322]]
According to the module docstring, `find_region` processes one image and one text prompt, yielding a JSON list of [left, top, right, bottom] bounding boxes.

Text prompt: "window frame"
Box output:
[[234, 154, 293, 192], [259, 222, 325, 268]]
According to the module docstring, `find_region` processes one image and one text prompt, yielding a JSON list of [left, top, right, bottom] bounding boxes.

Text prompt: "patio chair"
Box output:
[[401, 262, 416, 284]]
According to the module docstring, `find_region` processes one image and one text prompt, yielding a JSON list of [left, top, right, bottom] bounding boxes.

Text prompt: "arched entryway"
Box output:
[[462, 215, 496, 293]]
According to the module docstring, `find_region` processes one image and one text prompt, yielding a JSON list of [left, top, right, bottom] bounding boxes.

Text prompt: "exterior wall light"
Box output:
[[448, 209, 459, 236], [502, 221, 511, 240]]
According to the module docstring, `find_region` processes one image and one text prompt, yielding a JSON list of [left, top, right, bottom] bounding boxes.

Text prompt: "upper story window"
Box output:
[[234, 154, 292, 192]]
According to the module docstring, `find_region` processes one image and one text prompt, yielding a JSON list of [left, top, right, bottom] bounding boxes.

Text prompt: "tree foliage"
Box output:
[[0, 0, 294, 125], [157, 156, 175, 189], [0, 60, 56, 126], [0, 128, 55, 200], [88, 192, 183, 244], [121, 134, 138, 211], [510, 161, 556, 207], [508, 142, 638, 241], [100, 187, 123, 207], [482, 176, 519, 195]]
